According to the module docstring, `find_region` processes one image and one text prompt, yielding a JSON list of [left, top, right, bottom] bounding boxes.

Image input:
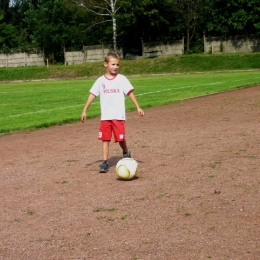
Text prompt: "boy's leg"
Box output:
[[99, 140, 109, 173], [119, 141, 131, 158], [111, 120, 131, 158], [102, 141, 110, 160], [98, 120, 112, 173], [119, 140, 127, 153]]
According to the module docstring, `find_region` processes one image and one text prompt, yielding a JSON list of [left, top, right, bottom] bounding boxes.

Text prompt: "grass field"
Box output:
[[1, 70, 260, 133]]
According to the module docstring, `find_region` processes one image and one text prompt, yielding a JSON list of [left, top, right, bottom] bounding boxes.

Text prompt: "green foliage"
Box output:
[[24, 0, 87, 63], [188, 33, 204, 54], [203, 0, 260, 36], [219, 42, 224, 52], [117, 0, 176, 54], [0, 0, 260, 60], [0, 22, 19, 53], [171, 0, 203, 51]]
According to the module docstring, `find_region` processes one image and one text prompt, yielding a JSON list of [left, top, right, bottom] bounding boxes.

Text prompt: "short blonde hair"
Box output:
[[104, 52, 120, 62]]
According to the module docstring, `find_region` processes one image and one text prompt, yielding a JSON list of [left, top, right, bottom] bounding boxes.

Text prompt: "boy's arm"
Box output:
[[128, 92, 144, 117], [81, 93, 96, 123]]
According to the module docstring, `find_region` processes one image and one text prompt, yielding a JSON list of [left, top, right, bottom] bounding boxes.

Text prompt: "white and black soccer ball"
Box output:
[[116, 158, 138, 180]]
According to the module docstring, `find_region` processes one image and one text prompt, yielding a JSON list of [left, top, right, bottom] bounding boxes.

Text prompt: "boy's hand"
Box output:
[[81, 112, 86, 123], [81, 94, 96, 123], [128, 92, 144, 117], [137, 108, 144, 117]]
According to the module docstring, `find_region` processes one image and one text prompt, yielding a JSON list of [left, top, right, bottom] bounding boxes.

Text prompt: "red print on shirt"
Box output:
[[103, 89, 120, 93]]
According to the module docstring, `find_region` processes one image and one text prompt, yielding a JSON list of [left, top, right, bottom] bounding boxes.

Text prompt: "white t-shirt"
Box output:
[[90, 74, 134, 120]]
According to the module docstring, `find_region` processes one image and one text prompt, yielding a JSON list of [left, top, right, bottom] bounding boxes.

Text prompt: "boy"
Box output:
[[81, 52, 144, 173]]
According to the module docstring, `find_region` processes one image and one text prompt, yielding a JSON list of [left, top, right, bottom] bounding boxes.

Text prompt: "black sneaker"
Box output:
[[99, 161, 109, 173], [123, 150, 131, 158]]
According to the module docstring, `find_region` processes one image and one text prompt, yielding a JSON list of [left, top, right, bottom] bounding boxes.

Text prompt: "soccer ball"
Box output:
[[116, 158, 138, 180]]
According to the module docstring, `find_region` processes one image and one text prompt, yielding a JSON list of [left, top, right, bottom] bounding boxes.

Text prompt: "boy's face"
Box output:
[[104, 58, 120, 76]]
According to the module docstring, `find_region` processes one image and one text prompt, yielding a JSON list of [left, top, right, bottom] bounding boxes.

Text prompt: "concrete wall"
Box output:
[[143, 39, 184, 58], [204, 35, 260, 54], [0, 53, 44, 68], [2, 35, 260, 67], [65, 45, 123, 65], [65, 35, 260, 65], [84, 45, 110, 62], [65, 40, 183, 64], [64, 51, 85, 65]]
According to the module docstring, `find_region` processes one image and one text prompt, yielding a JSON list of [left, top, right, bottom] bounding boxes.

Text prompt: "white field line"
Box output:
[[0, 88, 83, 95], [1, 76, 259, 119], [0, 102, 98, 119], [1, 74, 260, 95], [135, 86, 192, 96], [135, 82, 222, 96], [1, 73, 260, 95], [0, 83, 220, 119]]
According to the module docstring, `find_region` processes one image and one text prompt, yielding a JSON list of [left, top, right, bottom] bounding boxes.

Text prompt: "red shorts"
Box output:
[[98, 120, 126, 142]]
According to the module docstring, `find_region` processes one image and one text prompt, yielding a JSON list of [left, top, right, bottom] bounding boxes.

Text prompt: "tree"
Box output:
[[0, 5, 29, 53], [116, 0, 177, 55], [170, 0, 203, 52], [24, 0, 85, 63], [202, 0, 260, 37], [0, 17, 20, 53], [70, 0, 120, 52], [1, 0, 259, 59]]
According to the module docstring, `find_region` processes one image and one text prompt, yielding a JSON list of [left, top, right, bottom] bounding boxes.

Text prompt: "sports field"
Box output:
[[0, 72, 260, 259], [1, 70, 260, 133]]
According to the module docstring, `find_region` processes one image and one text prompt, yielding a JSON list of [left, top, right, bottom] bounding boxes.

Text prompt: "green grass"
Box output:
[[1, 53, 260, 133], [1, 70, 260, 133]]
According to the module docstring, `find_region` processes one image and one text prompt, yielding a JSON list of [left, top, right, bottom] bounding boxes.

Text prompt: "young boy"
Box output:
[[81, 52, 144, 173]]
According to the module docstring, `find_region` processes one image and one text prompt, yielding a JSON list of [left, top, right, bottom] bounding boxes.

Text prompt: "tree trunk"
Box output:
[[112, 16, 117, 52], [186, 29, 190, 52], [111, 0, 117, 53]]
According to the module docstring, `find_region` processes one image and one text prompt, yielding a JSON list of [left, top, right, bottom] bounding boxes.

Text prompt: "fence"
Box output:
[[142, 39, 184, 58], [64, 51, 85, 65], [204, 35, 260, 54], [65, 40, 184, 64], [0, 53, 44, 68], [2, 35, 260, 68], [64, 45, 123, 65]]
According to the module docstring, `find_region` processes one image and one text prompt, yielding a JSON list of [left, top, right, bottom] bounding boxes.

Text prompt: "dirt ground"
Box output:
[[1, 86, 260, 260]]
